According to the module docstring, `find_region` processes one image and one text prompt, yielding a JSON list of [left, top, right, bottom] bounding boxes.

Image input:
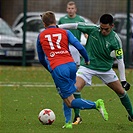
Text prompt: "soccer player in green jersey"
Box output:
[[58, 1, 87, 125], [59, 14, 133, 122]]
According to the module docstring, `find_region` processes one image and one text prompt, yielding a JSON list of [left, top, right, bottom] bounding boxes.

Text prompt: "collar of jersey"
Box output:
[[47, 26, 56, 29]]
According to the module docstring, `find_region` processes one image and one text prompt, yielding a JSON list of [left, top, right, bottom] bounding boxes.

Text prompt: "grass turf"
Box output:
[[0, 66, 133, 133]]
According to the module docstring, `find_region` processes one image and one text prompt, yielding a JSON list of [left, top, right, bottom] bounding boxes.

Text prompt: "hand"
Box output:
[[85, 61, 90, 65], [121, 81, 130, 91]]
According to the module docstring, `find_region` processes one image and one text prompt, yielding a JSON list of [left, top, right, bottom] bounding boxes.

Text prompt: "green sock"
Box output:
[[73, 92, 81, 118], [119, 91, 133, 117]]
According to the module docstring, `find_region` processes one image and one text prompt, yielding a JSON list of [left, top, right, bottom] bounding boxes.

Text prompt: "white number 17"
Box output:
[[45, 34, 62, 50]]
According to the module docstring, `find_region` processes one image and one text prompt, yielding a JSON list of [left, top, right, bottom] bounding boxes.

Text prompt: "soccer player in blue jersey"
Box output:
[[36, 11, 108, 129], [58, 13, 133, 122]]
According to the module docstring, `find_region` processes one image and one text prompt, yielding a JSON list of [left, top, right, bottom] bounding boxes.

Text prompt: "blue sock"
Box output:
[[71, 98, 96, 109], [63, 102, 72, 123]]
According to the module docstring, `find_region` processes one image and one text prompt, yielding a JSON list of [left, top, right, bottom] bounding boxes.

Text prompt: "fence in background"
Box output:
[[0, 0, 133, 67]]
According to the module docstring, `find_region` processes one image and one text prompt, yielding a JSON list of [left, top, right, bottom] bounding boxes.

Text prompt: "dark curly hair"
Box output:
[[100, 14, 113, 25]]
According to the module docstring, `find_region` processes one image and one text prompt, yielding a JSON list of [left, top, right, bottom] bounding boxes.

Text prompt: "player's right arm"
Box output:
[[58, 22, 96, 34], [58, 23, 78, 29], [112, 34, 130, 91], [116, 57, 130, 91]]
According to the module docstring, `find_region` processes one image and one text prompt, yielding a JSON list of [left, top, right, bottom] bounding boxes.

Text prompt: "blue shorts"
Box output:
[[51, 62, 77, 99]]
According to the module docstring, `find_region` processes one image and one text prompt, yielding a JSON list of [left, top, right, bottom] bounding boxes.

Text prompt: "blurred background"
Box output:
[[0, 0, 133, 67]]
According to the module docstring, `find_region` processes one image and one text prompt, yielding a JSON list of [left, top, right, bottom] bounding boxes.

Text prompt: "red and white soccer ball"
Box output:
[[38, 109, 55, 125]]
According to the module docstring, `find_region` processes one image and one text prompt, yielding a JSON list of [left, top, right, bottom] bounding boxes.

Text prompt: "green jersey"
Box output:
[[77, 23, 123, 71], [58, 15, 85, 41]]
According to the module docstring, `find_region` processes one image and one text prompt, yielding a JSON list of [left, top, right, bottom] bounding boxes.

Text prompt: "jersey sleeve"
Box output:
[[111, 33, 126, 81], [58, 18, 61, 24], [117, 58, 126, 81], [79, 15, 86, 22], [77, 22, 97, 34], [58, 23, 78, 29], [66, 30, 90, 62], [114, 33, 123, 59]]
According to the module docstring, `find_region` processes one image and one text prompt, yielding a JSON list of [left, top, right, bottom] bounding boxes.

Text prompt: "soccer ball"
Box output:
[[38, 109, 55, 125]]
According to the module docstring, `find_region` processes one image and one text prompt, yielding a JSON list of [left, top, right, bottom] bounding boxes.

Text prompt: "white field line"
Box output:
[[0, 82, 133, 88], [0, 82, 106, 87]]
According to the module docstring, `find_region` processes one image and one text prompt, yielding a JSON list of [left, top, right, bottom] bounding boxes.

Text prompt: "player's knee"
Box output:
[[117, 90, 127, 98], [75, 85, 83, 92], [67, 103, 72, 108], [64, 99, 73, 108]]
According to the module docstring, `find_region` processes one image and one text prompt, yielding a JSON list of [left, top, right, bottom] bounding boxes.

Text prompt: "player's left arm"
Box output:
[[36, 35, 49, 72], [115, 48, 130, 91]]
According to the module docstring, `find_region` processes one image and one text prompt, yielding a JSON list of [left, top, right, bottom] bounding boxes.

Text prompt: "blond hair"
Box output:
[[67, 1, 76, 7]]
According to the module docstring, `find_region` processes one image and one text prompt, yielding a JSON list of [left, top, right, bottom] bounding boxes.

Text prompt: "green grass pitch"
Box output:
[[0, 66, 133, 133]]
